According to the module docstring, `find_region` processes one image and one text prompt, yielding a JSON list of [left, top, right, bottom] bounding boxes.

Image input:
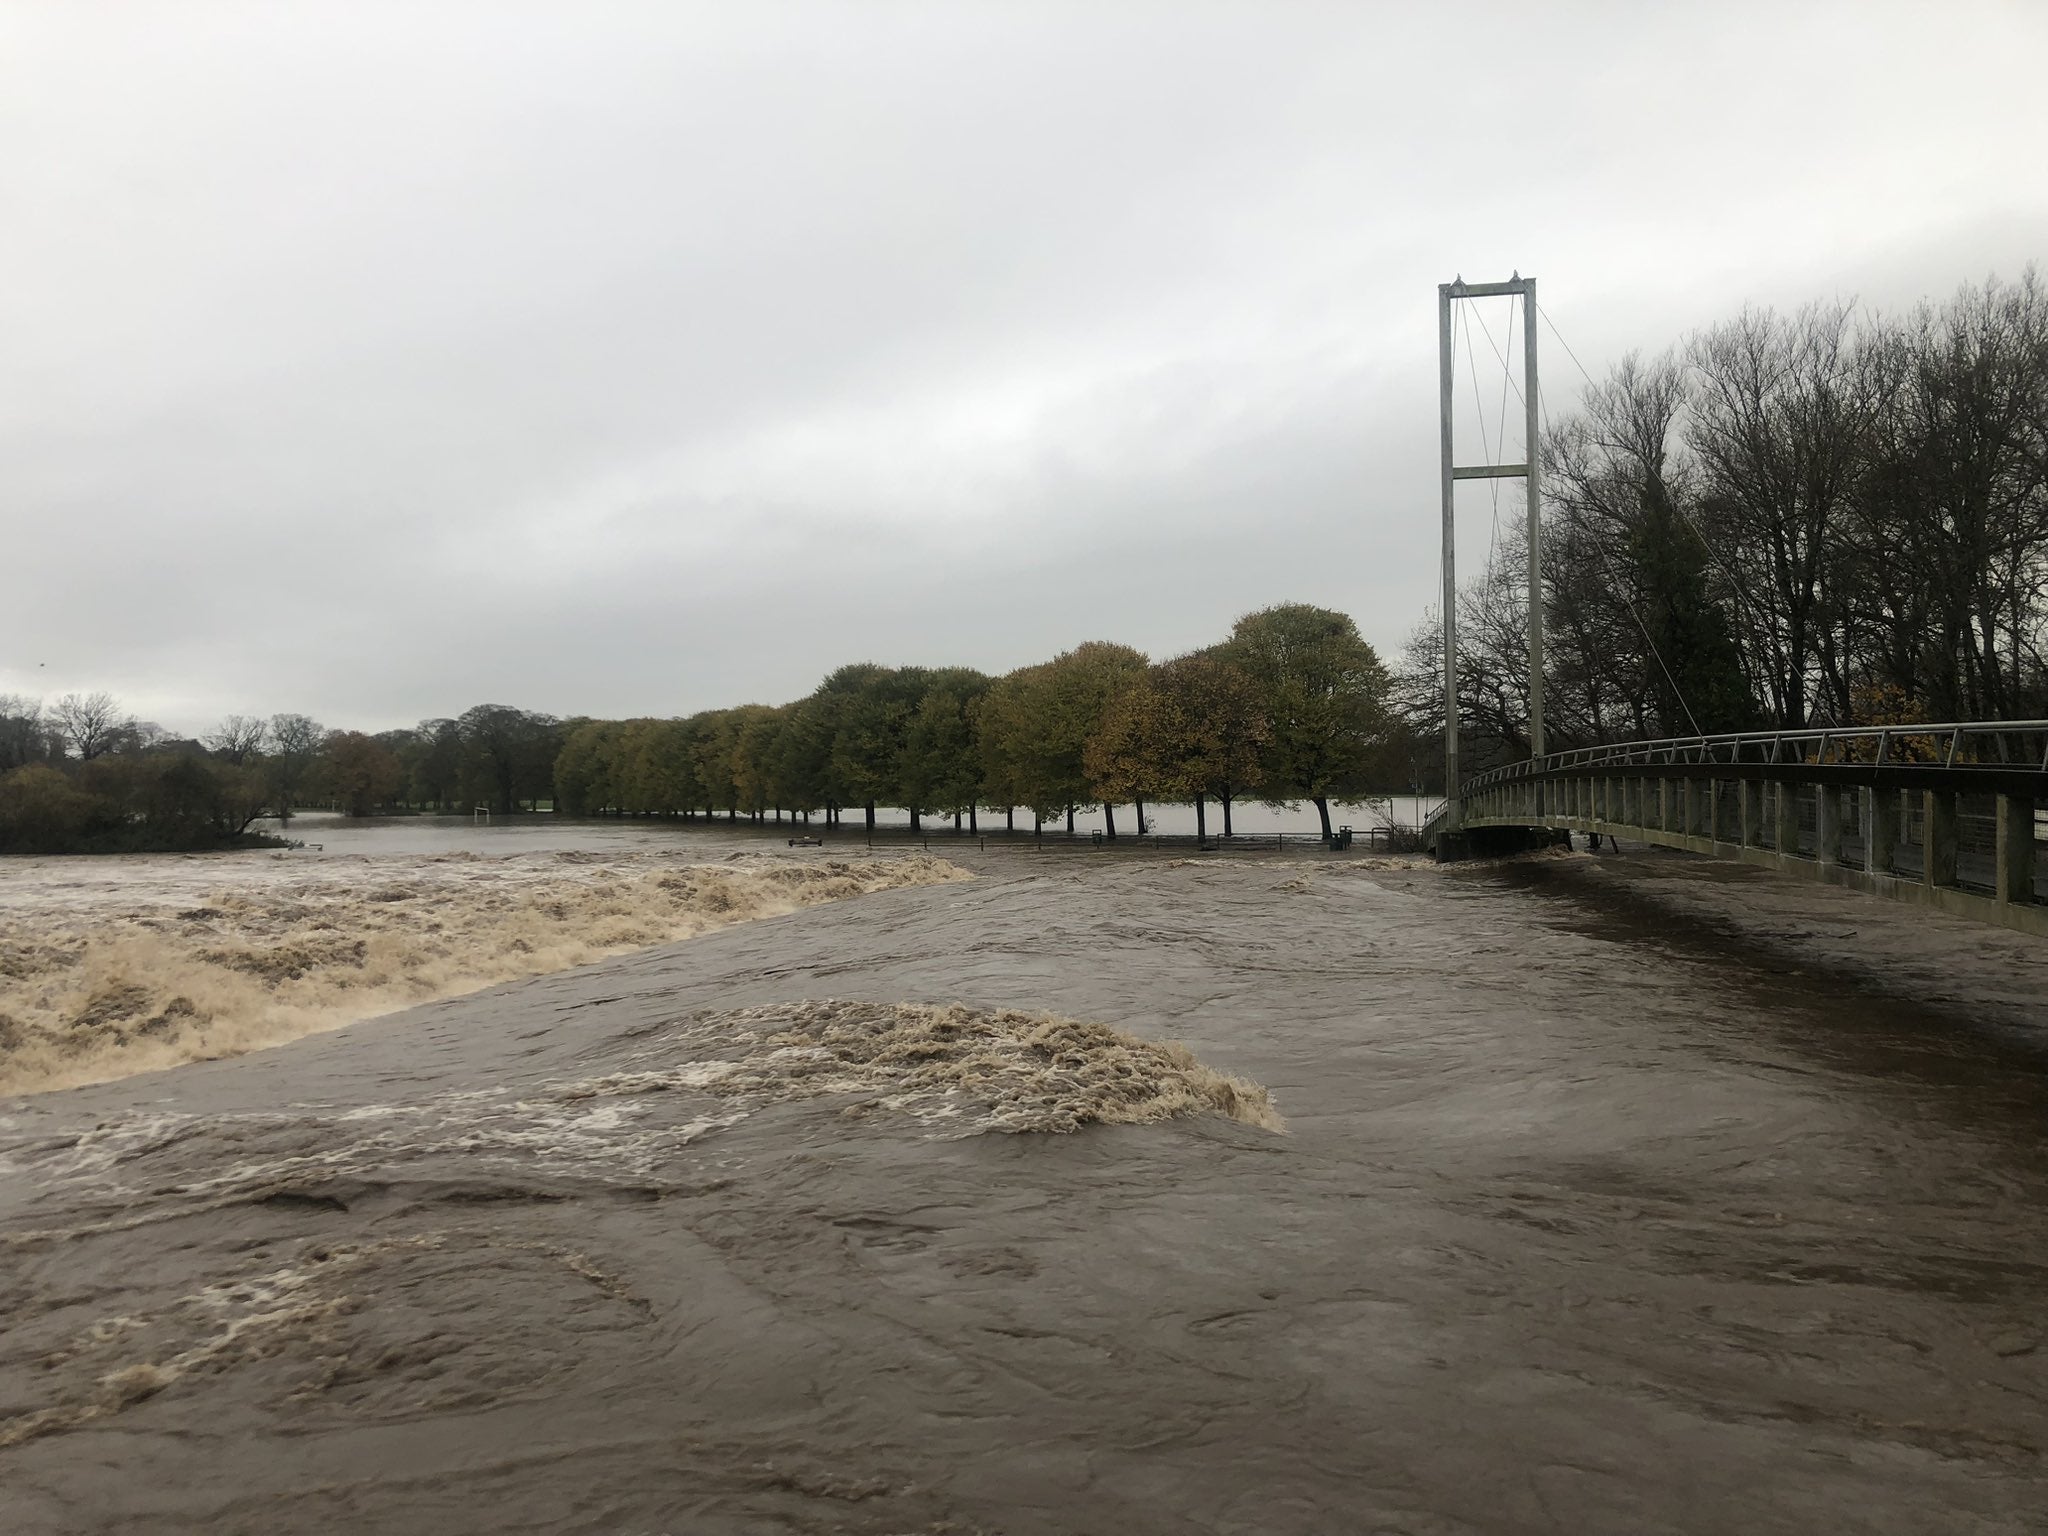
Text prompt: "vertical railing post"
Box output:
[[1864, 786, 1897, 874], [1775, 781, 1800, 857], [1995, 793, 2033, 905], [1816, 785, 1842, 867], [1924, 791, 1958, 888], [1740, 781, 1760, 848]]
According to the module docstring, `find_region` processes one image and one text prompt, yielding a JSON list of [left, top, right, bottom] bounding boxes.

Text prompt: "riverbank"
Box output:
[[4, 845, 2046, 1533]]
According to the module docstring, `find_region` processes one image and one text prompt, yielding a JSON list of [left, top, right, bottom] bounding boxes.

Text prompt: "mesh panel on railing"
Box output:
[[1956, 793, 1997, 893], [1896, 798, 1926, 879]]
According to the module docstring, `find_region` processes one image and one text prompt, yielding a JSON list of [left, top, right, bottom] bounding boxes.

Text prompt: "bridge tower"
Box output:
[[1437, 274, 1543, 831]]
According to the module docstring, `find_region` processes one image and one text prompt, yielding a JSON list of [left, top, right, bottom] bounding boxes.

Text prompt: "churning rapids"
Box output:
[[4, 835, 2048, 1534]]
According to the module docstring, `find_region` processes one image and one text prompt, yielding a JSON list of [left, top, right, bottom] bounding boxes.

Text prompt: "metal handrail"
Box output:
[[1456, 719, 2048, 796]]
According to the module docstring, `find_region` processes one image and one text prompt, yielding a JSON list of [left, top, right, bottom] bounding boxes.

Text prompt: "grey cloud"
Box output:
[[4, 1, 2046, 733]]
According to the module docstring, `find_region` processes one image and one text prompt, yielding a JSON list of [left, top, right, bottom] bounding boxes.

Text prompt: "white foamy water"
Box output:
[[0, 843, 970, 1095]]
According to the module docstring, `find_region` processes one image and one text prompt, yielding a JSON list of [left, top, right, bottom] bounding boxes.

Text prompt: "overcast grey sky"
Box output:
[[4, 1, 2046, 736]]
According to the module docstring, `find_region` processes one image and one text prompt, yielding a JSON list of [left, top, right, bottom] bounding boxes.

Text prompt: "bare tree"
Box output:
[[50, 691, 131, 760], [1544, 350, 1718, 737], [1858, 270, 2048, 718], [267, 712, 325, 819], [1687, 300, 1886, 726], [205, 714, 270, 764]]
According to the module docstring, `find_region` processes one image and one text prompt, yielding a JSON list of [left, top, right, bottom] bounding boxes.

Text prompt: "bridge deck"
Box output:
[[1431, 721, 2048, 938]]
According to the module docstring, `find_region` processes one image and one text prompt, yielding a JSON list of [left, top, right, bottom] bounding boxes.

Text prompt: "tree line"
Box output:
[[555, 604, 1397, 840], [0, 694, 565, 852], [0, 603, 1403, 851], [1401, 267, 2048, 776]]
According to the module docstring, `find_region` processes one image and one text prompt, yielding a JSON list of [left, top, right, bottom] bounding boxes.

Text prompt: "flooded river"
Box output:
[[3, 830, 2046, 1532]]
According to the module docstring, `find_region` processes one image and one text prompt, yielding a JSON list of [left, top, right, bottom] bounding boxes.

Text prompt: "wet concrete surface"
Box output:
[[3, 846, 2046, 1533]]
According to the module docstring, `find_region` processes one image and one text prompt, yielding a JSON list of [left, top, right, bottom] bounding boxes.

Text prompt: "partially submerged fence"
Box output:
[[854, 825, 1424, 855]]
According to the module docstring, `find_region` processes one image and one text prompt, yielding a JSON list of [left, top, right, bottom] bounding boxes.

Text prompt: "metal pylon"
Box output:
[[1437, 273, 1544, 830]]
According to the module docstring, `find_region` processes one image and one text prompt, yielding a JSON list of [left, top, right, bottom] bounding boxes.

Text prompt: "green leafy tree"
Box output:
[[901, 668, 989, 830], [1088, 651, 1269, 839], [730, 704, 787, 821], [828, 665, 928, 832], [323, 730, 405, 817], [409, 718, 464, 811], [1042, 642, 1148, 836], [1225, 604, 1390, 839], [689, 709, 742, 818], [769, 694, 835, 823], [976, 665, 1053, 830], [553, 720, 621, 815]]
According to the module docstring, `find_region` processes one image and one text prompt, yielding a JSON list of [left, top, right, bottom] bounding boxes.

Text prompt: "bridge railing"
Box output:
[[1425, 717, 2048, 936], [1460, 719, 2048, 792]]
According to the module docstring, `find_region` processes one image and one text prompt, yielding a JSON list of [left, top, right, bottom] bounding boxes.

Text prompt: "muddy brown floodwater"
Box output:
[[4, 842, 2048, 1534]]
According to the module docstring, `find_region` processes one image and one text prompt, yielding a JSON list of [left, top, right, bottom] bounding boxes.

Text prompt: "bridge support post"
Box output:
[[1708, 779, 1724, 842], [1864, 787, 1897, 874], [1739, 781, 1761, 848], [1995, 794, 2034, 905], [1775, 783, 1800, 858], [1657, 778, 1671, 833], [1681, 778, 1696, 838], [1816, 786, 1843, 867], [1924, 791, 1959, 888]]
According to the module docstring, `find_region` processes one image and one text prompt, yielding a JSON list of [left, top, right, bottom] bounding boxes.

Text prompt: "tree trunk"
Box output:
[[1034, 812, 1042, 837], [1066, 805, 1075, 835], [969, 806, 978, 833], [1222, 790, 1234, 837], [910, 808, 921, 831], [953, 810, 961, 831], [1134, 796, 1145, 835], [1103, 803, 1116, 839], [1313, 795, 1332, 839], [865, 802, 876, 833], [1006, 807, 1014, 833], [1195, 792, 1207, 841]]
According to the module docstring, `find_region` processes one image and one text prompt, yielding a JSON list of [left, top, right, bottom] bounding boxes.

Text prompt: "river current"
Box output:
[[3, 823, 2045, 1533]]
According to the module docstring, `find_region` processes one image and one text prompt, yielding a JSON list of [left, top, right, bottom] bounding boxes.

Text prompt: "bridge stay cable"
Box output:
[[1466, 296, 1522, 571]]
